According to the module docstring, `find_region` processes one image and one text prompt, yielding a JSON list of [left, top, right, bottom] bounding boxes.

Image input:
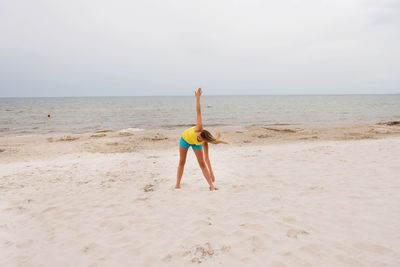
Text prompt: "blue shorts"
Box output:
[[180, 137, 203, 150]]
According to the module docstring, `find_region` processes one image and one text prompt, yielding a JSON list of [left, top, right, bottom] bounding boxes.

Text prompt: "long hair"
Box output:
[[200, 130, 229, 144]]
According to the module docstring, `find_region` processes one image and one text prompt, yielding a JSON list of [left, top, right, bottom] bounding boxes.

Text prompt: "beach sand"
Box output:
[[1, 122, 400, 266]]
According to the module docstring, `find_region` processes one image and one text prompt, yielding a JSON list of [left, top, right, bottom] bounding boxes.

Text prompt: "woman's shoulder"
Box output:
[[194, 125, 203, 132]]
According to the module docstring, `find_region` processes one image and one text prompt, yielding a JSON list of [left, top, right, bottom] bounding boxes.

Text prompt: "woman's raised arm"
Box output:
[[194, 88, 203, 132]]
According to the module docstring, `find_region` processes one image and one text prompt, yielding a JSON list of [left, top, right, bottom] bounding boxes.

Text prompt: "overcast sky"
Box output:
[[0, 0, 399, 97]]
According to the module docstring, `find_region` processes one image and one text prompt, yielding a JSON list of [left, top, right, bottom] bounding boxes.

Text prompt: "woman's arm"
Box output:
[[203, 142, 215, 182], [194, 88, 203, 132]]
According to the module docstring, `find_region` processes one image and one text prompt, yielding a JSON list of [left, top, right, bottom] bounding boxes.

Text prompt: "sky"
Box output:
[[0, 0, 399, 97]]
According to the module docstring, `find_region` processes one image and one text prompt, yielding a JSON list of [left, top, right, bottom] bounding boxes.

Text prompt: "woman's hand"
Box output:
[[194, 88, 202, 98]]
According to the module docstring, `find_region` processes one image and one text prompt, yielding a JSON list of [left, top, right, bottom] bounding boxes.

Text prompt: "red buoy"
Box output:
[[48, 114, 51, 118]]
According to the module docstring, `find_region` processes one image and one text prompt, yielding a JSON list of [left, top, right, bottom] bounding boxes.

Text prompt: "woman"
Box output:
[[175, 88, 228, 191]]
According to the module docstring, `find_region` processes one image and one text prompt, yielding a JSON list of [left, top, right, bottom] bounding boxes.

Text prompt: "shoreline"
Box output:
[[1, 120, 399, 138], [1, 122, 400, 162]]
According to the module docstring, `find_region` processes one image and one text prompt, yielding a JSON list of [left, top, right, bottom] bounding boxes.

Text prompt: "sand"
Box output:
[[1, 122, 400, 266]]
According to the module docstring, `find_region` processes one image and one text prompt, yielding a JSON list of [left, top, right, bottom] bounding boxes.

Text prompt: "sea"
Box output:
[[0, 95, 399, 136]]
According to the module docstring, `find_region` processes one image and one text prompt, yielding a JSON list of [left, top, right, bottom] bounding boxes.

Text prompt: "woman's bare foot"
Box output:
[[175, 185, 180, 189], [209, 185, 215, 191]]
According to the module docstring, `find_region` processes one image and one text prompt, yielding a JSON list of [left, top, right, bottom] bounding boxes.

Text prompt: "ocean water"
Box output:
[[0, 95, 399, 136]]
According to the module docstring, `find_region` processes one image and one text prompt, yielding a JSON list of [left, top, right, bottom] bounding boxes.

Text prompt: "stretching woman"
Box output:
[[175, 88, 228, 191]]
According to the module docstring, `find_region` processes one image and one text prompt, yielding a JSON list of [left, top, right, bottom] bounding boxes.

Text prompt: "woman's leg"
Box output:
[[175, 145, 188, 188], [193, 149, 215, 191]]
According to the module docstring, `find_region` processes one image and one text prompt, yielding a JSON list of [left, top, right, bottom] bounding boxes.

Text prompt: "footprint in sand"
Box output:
[[143, 184, 155, 192], [180, 243, 230, 264], [286, 229, 309, 239]]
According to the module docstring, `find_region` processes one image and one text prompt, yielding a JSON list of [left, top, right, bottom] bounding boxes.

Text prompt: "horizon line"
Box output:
[[1, 93, 399, 98]]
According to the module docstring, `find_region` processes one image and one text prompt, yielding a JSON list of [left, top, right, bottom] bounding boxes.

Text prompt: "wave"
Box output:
[[161, 124, 195, 128], [119, 128, 145, 133], [161, 123, 229, 128]]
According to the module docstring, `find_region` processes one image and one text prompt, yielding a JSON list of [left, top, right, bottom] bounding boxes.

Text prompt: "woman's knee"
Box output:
[[198, 161, 206, 169]]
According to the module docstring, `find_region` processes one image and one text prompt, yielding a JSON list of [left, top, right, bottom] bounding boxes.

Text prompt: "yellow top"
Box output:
[[182, 126, 204, 146]]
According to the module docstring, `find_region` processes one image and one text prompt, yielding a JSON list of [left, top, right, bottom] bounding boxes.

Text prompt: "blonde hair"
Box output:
[[200, 130, 229, 144]]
